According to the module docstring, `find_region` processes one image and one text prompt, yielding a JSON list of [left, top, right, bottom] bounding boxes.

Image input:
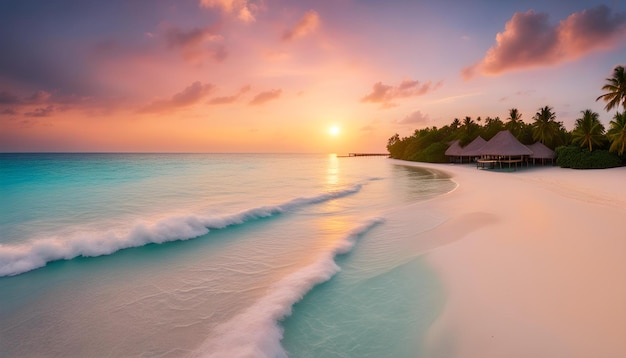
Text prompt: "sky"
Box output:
[[1, 0, 625, 153]]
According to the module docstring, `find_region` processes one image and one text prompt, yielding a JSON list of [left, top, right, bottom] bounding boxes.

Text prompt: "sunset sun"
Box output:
[[329, 126, 340, 136]]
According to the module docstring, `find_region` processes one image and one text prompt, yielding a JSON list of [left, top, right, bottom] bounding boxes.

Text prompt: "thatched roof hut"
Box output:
[[478, 130, 533, 156], [445, 137, 488, 163], [527, 141, 556, 165], [527, 142, 556, 159], [444, 139, 463, 156], [461, 136, 487, 156]]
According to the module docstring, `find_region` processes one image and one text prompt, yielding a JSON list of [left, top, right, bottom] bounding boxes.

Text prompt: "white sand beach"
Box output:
[[393, 160, 626, 358]]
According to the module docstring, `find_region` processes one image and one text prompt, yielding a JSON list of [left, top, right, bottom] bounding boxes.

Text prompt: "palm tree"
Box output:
[[462, 116, 478, 135], [463, 116, 474, 129], [451, 118, 461, 129], [505, 108, 522, 133], [572, 110, 605, 151], [484, 116, 504, 140], [596, 65, 626, 112], [531, 106, 561, 148], [607, 111, 626, 155]]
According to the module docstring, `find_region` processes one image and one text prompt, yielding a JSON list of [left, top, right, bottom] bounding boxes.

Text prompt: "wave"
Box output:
[[188, 217, 385, 358], [0, 184, 362, 277]]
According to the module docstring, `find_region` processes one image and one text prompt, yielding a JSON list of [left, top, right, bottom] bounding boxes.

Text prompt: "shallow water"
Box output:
[[0, 153, 455, 357]]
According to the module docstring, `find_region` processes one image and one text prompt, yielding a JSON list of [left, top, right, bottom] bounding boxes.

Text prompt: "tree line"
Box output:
[[387, 66, 626, 168]]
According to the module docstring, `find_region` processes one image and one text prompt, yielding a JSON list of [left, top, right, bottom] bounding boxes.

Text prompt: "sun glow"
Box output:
[[329, 126, 340, 136]]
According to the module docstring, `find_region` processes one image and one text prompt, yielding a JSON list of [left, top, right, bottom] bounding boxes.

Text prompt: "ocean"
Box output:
[[0, 153, 456, 357]]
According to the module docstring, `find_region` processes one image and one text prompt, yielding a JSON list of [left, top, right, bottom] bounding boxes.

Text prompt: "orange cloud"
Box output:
[[361, 79, 442, 108], [283, 10, 320, 41], [138, 81, 215, 113], [464, 5, 626, 79], [249, 89, 282, 105], [199, 0, 261, 23]]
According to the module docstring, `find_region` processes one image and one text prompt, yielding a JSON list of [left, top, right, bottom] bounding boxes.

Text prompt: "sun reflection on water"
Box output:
[[326, 153, 339, 188]]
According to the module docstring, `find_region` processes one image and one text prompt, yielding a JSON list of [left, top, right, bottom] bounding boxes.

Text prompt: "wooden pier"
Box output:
[[338, 153, 389, 158]]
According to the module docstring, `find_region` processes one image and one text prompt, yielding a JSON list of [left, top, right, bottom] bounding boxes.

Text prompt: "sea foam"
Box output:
[[0, 184, 362, 277], [188, 217, 385, 358]]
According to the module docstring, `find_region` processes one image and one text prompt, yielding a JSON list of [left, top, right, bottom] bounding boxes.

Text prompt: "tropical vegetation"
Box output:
[[531, 106, 564, 149], [387, 65, 626, 169], [571, 110, 605, 152], [596, 65, 626, 112], [607, 112, 626, 156], [555, 146, 621, 169]]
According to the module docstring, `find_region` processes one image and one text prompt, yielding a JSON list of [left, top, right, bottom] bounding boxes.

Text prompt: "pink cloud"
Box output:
[[208, 85, 251, 105], [361, 79, 442, 108], [397, 110, 430, 125], [138, 81, 215, 113], [559, 5, 626, 54], [199, 0, 262, 23], [283, 10, 320, 41], [208, 95, 238, 105], [464, 5, 626, 79], [249, 89, 282, 106]]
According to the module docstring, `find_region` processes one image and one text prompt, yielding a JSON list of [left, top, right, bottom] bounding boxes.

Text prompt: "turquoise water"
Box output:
[[0, 153, 456, 357]]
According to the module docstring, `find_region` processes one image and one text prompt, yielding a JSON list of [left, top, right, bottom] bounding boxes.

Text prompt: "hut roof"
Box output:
[[445, 139, 463, 156], [478, 130, 533, 156], [527, 142, 556, 159], [461, 136, 487, 156]]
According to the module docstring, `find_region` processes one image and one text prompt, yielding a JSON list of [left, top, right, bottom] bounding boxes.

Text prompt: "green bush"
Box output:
[[416, 142, 449, 163], [556, 146, 621, 169]]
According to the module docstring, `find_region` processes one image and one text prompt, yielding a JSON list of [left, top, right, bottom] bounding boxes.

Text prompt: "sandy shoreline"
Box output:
[[391, 160, 626, 358]]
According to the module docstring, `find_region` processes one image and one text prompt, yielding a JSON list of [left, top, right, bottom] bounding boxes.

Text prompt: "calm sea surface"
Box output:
[[0, 153, 456, 357]]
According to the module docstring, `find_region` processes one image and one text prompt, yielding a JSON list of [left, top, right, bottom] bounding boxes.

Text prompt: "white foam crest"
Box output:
[[189, 217, 385, 358], [0, 184, 363, 277]]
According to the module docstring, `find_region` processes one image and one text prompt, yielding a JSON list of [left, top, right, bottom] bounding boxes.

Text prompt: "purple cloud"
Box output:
[[161, 25, 227, 64], [24, 105, 54, 117]]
